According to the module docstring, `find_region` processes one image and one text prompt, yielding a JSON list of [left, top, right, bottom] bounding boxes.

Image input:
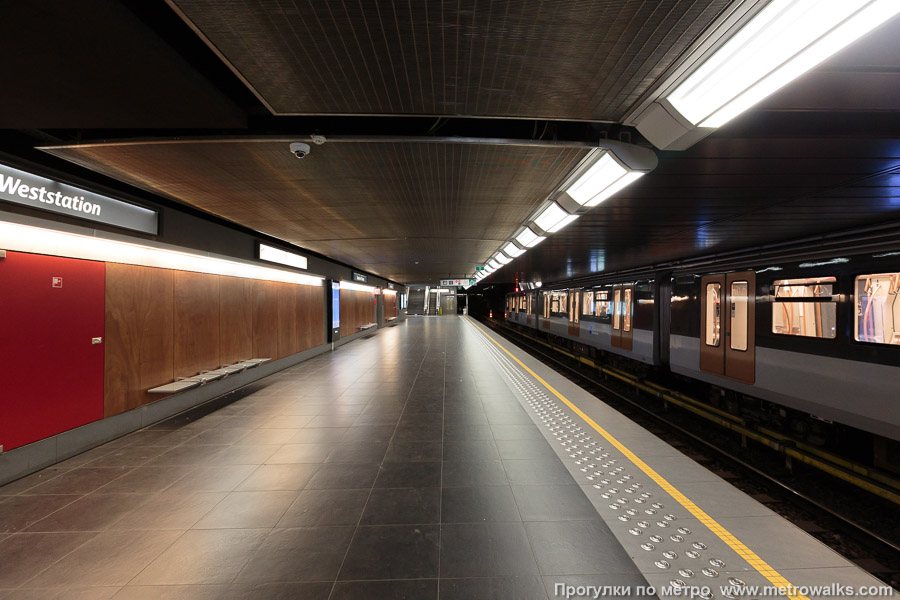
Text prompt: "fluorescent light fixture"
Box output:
[[485, 263, 497, 273], [516, 227, 545, 248], [0, 220, 323, 286], [494, 252, 512, 265], [533, 202, 571, 232], [488, 259, 502, 270], [259, 243, 308, 270], [503, 242, 525, 258], [667, 0, 900, 128], [548, 214, 579, 233], [567, 152, 645, 207], [340, 280, 376, 293], [382, 288, 397, 295]]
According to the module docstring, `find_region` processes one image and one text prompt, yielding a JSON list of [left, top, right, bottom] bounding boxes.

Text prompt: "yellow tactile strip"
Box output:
[[469, 319, 810, 600]]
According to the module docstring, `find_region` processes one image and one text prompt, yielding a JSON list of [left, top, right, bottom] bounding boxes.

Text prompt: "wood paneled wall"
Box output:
[[105, 265, 325, 418], [384, 293, 398, 320], [340, 289, 375, 333]]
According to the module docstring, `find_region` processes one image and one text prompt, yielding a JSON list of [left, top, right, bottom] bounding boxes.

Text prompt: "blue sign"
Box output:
[[331, 282, 340, 330]]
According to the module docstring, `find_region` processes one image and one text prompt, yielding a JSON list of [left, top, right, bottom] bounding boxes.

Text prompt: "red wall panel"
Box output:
[[0, 251, 105, 450]]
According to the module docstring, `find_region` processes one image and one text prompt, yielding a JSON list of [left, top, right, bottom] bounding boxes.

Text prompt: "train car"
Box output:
[[669, 252, 900, 444], [505, 247, 900, 451], [507, 280, 657, 365]]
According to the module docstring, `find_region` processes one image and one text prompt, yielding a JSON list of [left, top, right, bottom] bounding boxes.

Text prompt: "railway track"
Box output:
[[479, 316, 900, 591]]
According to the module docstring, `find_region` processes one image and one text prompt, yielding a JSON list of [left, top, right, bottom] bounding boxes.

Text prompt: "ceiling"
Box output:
[[2, 0, 899, 285]]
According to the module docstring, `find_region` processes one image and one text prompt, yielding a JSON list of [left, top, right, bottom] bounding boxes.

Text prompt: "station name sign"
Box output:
[[440, 279, 473, 287], [0, 163, 158, 235], [352, 272, 368, 283]]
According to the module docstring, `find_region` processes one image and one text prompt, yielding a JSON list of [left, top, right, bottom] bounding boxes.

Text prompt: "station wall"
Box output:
[[340, 289, 376, 332], [0, 250, 326, 452]]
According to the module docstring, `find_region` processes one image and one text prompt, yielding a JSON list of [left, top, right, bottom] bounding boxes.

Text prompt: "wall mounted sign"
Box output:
[[258, 243, 308, 270], [0, 163, 158, 234], [352, 272, 368, 283], [440, 279, 469, 287]]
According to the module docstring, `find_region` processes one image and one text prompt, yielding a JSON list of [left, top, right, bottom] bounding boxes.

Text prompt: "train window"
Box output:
[[730, 281, 748, 351], [623, 288, 632, 332], [773, 277, 837, 339], [855, 273, 900, 345], [527, 294, 533, 316], [596, 290, 610, 317], [613, 289, 621, 329], [583, 291, 594, 316], [705, 283, 721, 346], [543, 292, 551, 318]]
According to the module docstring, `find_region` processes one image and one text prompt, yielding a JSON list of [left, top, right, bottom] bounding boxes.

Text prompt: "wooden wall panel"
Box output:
[[219, 275, 253, 365], [385, 294, 398, 319], [104, 263, 174, 418], [252, 279, 280, 359], [277, 282, 301, 358], [173, 271, 220, 378], [341, 289, 375, 333], [299, 285, 326, 350]]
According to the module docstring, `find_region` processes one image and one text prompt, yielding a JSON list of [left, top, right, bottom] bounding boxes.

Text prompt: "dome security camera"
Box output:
[[289, 142, 311, 159]]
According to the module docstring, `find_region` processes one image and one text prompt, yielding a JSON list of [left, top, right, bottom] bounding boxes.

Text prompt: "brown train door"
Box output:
[[567, 289, 580, 336], [700, 272, 755, 383], [541, 291, 551, 329], [611, 285, 634, 350], [526, 293, 533, 326]]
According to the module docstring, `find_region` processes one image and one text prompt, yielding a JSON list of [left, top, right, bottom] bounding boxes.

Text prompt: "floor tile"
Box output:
[[442, 461, 509, 487], [503, 459, 575, 486], [525, 520, 639, 575], [131, 528, 269, 585], [384, 442, 443, 462], [266, 444, 332, 464], [192, 491, 296, 529], [25, 494, 153, 532], [109, 492, 226, 530], [0, 495, 79, 533], [373, 461, 442, 489], [443, 440, 500, 462], [305, 464, 380, 490], [440, 576, 548, 600], [0, 531, 98, 587], [330, 579, 438, 600], [236, 464, 319, 492], [23, 529, 182, 587], [338, 524, 440, 580], [162, 465, 257, 494], [439, 522, 539, 578], [511, 485, 600, 521], [24, 468, 132, 496], [360, 488, 440, 525], [443, 424, 493, 441], [226, 582, 332, 599], [276, 489, 369, 527], [95, 467, 192, 494], [324, 442, 388, 464], [441, 486, 521, 523], [234, 527, 354, 583]]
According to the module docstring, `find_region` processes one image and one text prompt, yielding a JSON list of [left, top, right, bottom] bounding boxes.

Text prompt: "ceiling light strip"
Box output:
[[0, 220, 324, 286]]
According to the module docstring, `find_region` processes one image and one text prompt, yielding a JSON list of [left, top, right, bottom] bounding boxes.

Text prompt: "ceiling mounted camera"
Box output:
[[289, 142, 311, 159]]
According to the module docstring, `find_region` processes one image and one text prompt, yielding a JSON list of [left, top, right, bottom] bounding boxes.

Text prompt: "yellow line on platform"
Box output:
[[468, 318, 809, 600]]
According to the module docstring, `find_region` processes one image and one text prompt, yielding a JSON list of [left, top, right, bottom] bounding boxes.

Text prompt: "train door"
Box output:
[[700, 272, 755, 383], [611, 284, 634, 350], [541, 291, 551, 329], [567, 289, 580, 336], [526, 293, 533, 326]]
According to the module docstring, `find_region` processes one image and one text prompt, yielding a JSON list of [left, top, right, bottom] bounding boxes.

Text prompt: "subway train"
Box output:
[[501, 234, 900, 468]]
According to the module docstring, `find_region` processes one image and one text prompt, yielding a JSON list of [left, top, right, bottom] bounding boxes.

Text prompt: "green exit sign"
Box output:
[[475, 266, 485, 271], [469, 279, 475, 285]]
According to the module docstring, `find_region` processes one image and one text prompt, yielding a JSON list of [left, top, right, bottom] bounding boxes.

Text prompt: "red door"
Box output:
[[0, 251, 105, 450]]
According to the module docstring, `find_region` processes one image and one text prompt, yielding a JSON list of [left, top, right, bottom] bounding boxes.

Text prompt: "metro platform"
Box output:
[[0, 317, 889, 600]]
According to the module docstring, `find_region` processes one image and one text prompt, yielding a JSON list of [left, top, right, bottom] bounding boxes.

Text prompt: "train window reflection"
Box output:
[[773, 277, 836, 339], [613, 289, 621, 330], [730, 281, 748, 351], [855, 273, 900, 345], [623, 288, 632, 332], [583, 291, 594, 316], [706, 283, 721, 346]]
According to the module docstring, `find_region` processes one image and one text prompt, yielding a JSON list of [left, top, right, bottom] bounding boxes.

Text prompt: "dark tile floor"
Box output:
[[0, 317, 647, 599]]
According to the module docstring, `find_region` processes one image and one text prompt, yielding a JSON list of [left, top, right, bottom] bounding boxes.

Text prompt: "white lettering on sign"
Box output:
[[52, 277, 63, 288], [1, 174, 101, 217]]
